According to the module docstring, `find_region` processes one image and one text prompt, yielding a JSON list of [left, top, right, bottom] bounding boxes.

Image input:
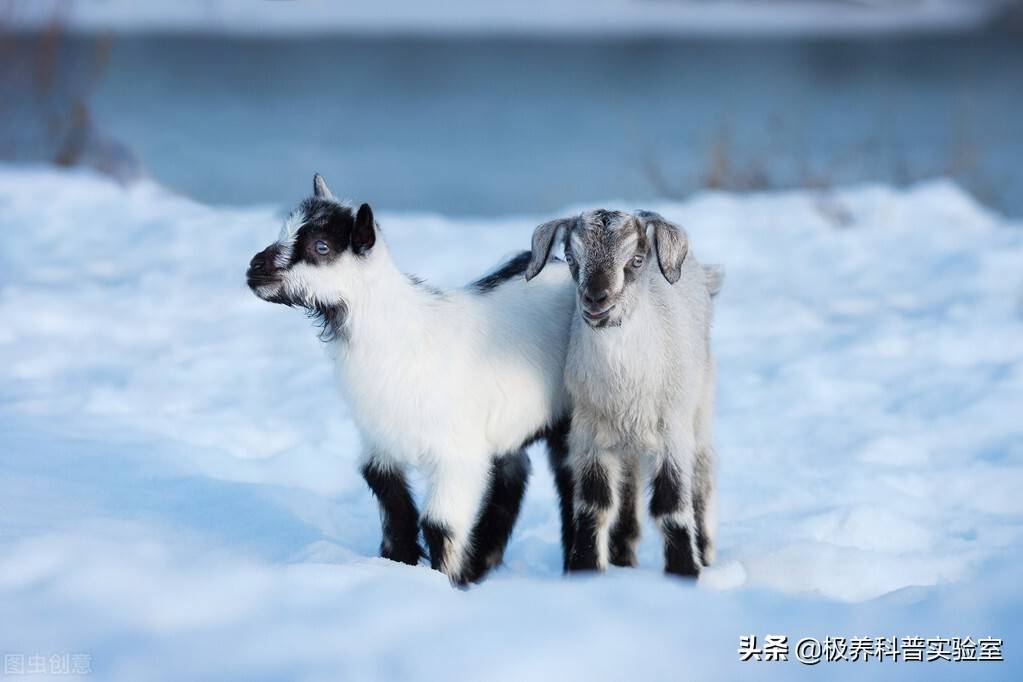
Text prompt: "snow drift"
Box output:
[[0, 166, 1021, 680]]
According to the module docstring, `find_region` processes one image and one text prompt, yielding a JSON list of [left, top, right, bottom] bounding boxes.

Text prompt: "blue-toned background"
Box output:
[[1, 2, 1021, 681]]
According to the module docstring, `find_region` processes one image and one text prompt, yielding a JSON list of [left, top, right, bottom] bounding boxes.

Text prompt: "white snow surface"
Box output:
[[6, 0, 1012, 37], [1, 166, 1021, 680]]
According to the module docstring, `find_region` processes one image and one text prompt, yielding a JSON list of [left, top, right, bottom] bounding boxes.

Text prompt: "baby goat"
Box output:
[[247, 175, 577, 585], [526, 209, 720, 577]]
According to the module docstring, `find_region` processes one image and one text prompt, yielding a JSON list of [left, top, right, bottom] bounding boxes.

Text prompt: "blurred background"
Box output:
[[2, 5, 1022, 679], [2, 0, 1021, 216]]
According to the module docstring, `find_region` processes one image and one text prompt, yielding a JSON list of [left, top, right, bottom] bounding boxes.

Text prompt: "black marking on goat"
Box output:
[[470, 251, 532, 293], [508, 413, 570, 454], [564, 241, 580, 281], [461, 450, 531, 583], [589, 209, 620, 230], [264, 290, 294, 307], [567, 509, 600, 572], [308, 300, 349, 343], [353, 203, 376, 255], [662, 520, 701, 578], [421, 519, 453, 573], [286, 198, 357, 268], [608, 468, 640, 567], [361, 463, 423, 566], [406, 274, 444, 297], [623, 229, 652, 285], [246, 244, 280, 284], [478, 415, 574, 572], [544, 416, 575, 571], [579, 462, 612, 509], [649, 461, 682, 518], [583, 269, 613, 303]]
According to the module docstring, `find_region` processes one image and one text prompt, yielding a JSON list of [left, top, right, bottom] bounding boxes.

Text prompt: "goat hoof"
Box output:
[[665, 565, 700, 580], [566, 555, 601, 573], [609, 549, 637, 568], [381, 543, 423, 566], [699, 543, 715, 567]]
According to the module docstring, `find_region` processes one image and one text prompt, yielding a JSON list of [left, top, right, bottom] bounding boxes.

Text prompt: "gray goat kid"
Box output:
[[526, 209, 720, 577]]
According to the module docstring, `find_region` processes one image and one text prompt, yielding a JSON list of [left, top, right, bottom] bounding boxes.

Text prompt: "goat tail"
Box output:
[[702, 264, 724, 299]]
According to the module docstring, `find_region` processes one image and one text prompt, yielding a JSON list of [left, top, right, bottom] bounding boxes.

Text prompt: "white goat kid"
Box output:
[[525, 209, 719, 577], [247, 175, 577, 585]]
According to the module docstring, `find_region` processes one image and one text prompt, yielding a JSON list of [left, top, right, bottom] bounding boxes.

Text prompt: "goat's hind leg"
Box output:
[[461, 450, 531, 583], [544, 417, 575, 571], [421, 456, 492, 586], [361, 458, 423, 565]]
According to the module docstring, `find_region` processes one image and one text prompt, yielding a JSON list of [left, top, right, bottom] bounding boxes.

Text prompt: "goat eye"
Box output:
[[565, 253, 575, 266], [314, 240, 330, 255], [631, 255, 645, 268]]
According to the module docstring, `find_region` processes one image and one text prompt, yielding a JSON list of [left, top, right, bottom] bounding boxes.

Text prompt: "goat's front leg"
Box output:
[[421, 456, 492, 586], [693, 370, 718, 566], [608, 455, 642, 567], [693, 446, 716, 566], [649, 434, 701, 578], [567, 445, 623, 572], [361, 457, 423, 566]]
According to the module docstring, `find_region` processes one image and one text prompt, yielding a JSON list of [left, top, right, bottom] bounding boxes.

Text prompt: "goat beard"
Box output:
[[307, 299, 349, 342]]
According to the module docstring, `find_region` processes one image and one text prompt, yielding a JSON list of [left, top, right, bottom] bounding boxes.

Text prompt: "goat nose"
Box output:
[[249, 253, 266, 271], [584, 289, 610, 306]]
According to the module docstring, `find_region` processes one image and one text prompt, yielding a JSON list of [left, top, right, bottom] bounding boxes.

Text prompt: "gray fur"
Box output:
[[526, 216, 576, 281], [637, 210, 688, 285], [313, 173, 334, 200], [530, 209, 721, 574], [703, 264, 725, 298]]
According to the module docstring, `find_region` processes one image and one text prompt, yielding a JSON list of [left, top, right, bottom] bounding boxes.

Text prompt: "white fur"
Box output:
[[282, 236, 575, 579], [274, 210, 305, 268]]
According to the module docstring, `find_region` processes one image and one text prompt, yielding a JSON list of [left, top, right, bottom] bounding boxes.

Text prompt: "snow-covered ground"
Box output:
[[6, 0, 1014, 37], [1, 166, 1021, 680]]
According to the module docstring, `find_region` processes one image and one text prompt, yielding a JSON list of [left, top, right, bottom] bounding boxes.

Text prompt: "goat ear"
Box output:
[[525, 217, 574, 281], [313, 173, 334, 200], [638, 211, 688, 284], [353, 203, 376, 255]]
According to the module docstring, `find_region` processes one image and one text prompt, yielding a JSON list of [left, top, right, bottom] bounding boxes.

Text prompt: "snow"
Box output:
[[1, 165, 1021, 680], [6, 0, 1011, 37]]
